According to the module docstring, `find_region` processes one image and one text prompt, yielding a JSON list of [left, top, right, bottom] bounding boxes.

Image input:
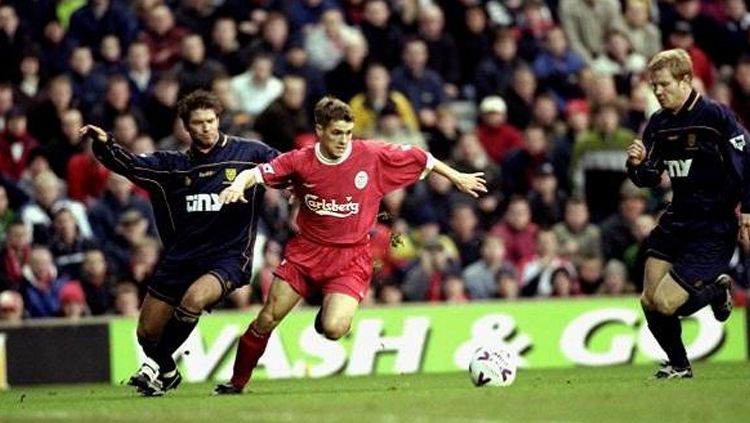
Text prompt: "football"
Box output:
[[468, 345, 518, 387]]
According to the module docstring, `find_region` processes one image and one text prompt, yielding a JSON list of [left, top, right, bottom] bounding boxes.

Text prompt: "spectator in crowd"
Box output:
[[551, 99, 591, 192], [125, 41, 157, 108], [231, 52, 283, 118], [517, 0, 555, 63], [59, 281, 89, 319], [172, 33, 225, 96], [665, 20, 715, 90], [97, 34, 127, 77], [210, 74, 252, 137], [21, 170, 92, 244], [527, 162, 566, 227], [504, 66, 538, 130], [451, 132, 502, 200], [242, 11, 290, 68], [401, 240, 461, 302], [80, 247, 116, 315], [622, 0, 661, 60], [0, 4, 30, 84], [622, 213, 656, 292], [425, 105, 461, 161], [532, 26, 587, 104], [88, 172, 155, 247], [67, 0, 138, 50], [325, 32, 368, 103], [47, 108, 85, 179], [49, 207, 97, 280], [304, 8, 362, 72], [0, 107, 38, 181], [502, 124, 551, 197], [417, 3, 460, 95], [391, 37, 446, 129], [371, 103, 426, 149], [601, 180, 648, 262], [520, 229, 577, 297], [600, 258, 633, 295], [576, 253, 605, 295], [67, 45, 108, 115], [558, 0, 625, 64], [447, 202, 483, 267], [456, 5, 493, 92], [474, 28, 522, 103], [208, 17, 245, 77], [21, 244, 75, 318], [89, 75, 148, 131], [28, 76, 74, 144], [475, 95, 524, 165], [350, 62, 418, 138], [0, 220, 30, 291], [114, 281, 139, 317], [38, 20, 74, 79], [139, 4, 190, 72], [277, 42, 327, 116], [253, 74, 310, 152], [143, 74, 179, 142], [462, 234, 516, 299], [66, 136, 110, 206], [17, 51, 43, 104], [722, 0, 750, 67], [570, 102, 634, 221], [491, 196, 539, 272], [0, 289, 24, 322], [0, 185, 13, 243], [553, 197, 601, 262], [591, 29, 647, 95], [359, 0, 402, 69]]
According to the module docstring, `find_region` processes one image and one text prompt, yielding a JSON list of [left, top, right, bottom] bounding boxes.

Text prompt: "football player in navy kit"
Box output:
[[81, 90, 278, 395], [627, 49, 750, 378]]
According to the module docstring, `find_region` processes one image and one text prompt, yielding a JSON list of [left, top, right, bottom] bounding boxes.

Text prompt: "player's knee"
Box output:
[[180, 293, 209, 314], [652, 295, 678, 316], [640, 294, 654, 311], [137, 325, 159, 342], [321, 321, 350, 340], [256, 309, 281, 333]]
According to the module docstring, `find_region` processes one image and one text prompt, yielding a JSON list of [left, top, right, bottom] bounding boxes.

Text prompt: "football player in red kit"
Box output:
[[214, 96, 486, 394]]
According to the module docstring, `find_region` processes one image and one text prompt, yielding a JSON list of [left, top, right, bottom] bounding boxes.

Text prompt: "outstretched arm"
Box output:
[[218, 168, 262, 204], [80, 124, 171, 180], [431, 159, 487, 198]]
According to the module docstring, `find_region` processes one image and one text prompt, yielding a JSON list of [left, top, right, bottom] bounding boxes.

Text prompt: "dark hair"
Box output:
[[313, 96, 353, 127], [177, 90, 223, 125]]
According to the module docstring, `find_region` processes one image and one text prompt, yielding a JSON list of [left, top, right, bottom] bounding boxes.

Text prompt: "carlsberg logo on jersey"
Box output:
[[665, 159, 693, 178], [304, 194, 360, 217], [186, 193, 223, 212]]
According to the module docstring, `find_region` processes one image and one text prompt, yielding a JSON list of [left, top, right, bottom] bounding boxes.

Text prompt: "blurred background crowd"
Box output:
[[1, 0, 750, 321]]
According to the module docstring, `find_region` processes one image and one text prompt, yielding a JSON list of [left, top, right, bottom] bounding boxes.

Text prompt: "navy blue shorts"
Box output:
[[645, 214, 737, 292], [148, 255, 251, 306]]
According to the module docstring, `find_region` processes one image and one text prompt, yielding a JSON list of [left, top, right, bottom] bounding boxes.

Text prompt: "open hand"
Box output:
[[219, 185, 247, 204], [454, 172, 488, 198]]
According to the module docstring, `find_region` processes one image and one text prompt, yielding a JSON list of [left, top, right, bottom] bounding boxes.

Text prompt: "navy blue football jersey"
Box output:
[[627, 90, 750, 218], [93, 134, 278, 269]]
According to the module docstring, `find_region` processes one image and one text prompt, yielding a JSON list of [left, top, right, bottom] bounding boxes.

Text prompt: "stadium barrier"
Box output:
[[109, 298, 747, 384], [0, 298, 746, 386]]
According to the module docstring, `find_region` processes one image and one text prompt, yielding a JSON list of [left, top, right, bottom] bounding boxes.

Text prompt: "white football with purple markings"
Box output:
[[468, 345, 518, 387]]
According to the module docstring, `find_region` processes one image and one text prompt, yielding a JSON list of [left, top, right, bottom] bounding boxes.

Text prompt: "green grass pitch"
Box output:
[[1, 363, 749, 423]]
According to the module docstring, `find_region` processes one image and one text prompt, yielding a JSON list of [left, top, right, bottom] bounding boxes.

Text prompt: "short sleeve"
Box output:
[[374, 142, 433, 194]]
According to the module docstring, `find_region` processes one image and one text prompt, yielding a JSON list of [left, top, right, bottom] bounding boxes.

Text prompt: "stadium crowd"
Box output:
[[1, 0, 750, 321]]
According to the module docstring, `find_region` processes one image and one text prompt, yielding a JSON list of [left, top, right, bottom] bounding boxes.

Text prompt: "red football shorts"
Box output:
[[273, 236, 373, 302]]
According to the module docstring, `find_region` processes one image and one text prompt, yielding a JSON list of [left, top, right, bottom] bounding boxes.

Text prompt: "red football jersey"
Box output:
[[258, 140, 434, 245]]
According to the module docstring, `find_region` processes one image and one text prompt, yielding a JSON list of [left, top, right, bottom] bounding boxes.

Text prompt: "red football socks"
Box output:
[[230, 320, 271, 388]]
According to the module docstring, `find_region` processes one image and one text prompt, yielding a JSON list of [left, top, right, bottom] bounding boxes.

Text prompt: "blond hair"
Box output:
[[647, 49, 693, 81]]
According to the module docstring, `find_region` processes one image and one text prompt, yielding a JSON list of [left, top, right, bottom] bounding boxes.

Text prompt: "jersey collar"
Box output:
[[314, 141, 352, 165]]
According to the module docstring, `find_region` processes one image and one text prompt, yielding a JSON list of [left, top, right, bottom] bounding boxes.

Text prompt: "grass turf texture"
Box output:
[[1, 363, 748, 423]]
